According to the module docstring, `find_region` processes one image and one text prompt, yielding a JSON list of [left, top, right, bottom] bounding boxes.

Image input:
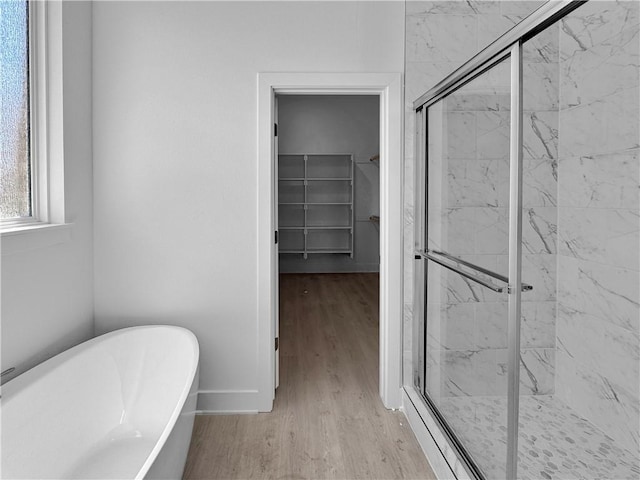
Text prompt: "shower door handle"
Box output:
[[422, 251, 505, 292], [416, 249, 533, 293]]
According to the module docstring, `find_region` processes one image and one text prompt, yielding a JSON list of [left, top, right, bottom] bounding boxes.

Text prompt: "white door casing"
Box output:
[[274, 96, 279, 390], [257, 72, 403, 411]]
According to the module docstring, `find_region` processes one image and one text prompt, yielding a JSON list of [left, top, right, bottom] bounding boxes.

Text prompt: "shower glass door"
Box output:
[[414, 3, 639, 479], [421, 55, 512, 480]]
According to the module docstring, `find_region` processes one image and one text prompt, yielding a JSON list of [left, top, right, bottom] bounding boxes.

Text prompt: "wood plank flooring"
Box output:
[[183, 273, 435, 480]]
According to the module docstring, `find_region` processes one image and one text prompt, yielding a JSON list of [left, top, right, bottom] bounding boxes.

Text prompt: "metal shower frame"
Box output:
[[412, 2, 587, 478]]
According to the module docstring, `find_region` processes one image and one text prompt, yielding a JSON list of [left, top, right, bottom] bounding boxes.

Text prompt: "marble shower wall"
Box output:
[[518, 21, 561, 397], [554, 0, 640, 456], [404, 1, 554, 397]]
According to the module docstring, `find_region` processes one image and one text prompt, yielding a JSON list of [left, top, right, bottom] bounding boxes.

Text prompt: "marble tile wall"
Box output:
[[405, 1, 555, 399], [554, 0, 640, 456], [519, 21, 560, 398]]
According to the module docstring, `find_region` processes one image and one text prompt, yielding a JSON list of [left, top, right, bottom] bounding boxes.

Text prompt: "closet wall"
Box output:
[[278, 95, 380, 273]]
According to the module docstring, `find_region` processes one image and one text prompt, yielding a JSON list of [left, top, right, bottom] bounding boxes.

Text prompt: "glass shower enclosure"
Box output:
[[412, 2, 639, 479]]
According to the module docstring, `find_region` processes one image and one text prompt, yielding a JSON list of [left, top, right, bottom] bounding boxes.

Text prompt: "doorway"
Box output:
[[257, 72, 403, 412], [276, 94, 381, 402]]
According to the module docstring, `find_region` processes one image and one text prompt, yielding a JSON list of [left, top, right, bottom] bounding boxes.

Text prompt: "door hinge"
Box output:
[[274, 123, 278, 137], [275, 230, 278, 244], [275, 337, 279, 351]]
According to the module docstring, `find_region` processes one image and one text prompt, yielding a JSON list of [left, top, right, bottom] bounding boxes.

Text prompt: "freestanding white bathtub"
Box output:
[[1, 325, 199, 480]]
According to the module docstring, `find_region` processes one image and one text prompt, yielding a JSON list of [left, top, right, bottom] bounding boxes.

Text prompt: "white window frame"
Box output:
[[1, 1, 69, 252]]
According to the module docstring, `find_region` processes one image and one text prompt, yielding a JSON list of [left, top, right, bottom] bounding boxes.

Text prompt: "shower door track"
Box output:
[[413, 1, 587, 112], [412, 2, 588, 479]]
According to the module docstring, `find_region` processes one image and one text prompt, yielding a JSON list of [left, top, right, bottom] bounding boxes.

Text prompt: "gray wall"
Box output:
[[278, 95, 380, 273]]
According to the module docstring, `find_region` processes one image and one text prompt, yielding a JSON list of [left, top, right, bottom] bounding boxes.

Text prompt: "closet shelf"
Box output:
[[280, 202, 352, 206], [307, 226, 351, 230], [281, 248, 352, 254], [306, 202, 352, 206], [306, 177, 352, 181], [278, 153, 354, 259], [307, 248, 352, 254], [279, 226, 352, 231], [279, 177, 351, 182]]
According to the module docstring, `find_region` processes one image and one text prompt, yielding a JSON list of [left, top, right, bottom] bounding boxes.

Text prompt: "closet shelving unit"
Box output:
[[278, 154, 354, 259]]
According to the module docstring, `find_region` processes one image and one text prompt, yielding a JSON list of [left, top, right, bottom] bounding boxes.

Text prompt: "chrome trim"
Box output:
[[416, 388, 488, 480], [415, 109, 426, 253], [422, 252, 505, 293], [413, 1, 585, 111], [506, 41, 524, 480], [412, 107, 427, 393], [429, 249, 533, 292], [431, 249, 508, 283], [415, 52, 511, 112]]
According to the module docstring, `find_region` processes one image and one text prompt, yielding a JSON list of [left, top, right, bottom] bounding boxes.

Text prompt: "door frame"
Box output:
[[257, 72, 404, 411]]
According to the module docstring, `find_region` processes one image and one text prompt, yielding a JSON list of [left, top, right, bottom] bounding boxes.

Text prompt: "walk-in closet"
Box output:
[[276, 94, 381, 398]]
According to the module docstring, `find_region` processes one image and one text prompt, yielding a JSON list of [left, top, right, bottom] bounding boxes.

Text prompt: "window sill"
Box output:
[[1, 222, 72, 256]]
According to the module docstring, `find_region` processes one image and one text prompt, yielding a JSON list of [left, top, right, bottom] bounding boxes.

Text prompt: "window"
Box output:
[[1, 0, 32, 222], [1, 1, 69, 253], [0, 0, 64, 243]]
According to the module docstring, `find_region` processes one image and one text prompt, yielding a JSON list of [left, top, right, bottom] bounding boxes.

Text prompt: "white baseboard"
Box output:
[[402, 387, 472, 480], [196, 390, 262, 414]]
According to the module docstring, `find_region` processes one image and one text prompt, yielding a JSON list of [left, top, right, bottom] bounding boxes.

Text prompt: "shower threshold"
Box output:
[[436, 395, 640, 480]]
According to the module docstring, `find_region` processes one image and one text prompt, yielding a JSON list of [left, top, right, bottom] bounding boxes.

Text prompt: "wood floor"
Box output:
[[183, 273, 435, 480]]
